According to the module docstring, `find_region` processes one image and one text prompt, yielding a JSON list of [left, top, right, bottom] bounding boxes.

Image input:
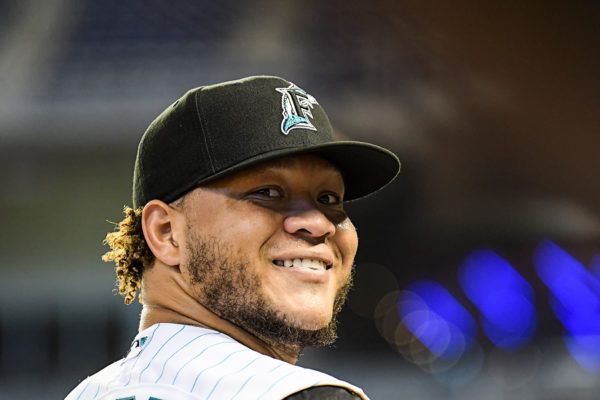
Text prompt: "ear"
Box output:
[[141, 199, 184, 267]]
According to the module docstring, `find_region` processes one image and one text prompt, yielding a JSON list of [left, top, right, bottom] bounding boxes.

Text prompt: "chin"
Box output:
[[285, 309, 333, 331]]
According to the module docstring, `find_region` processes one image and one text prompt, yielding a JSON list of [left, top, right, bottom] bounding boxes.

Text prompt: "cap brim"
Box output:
[[303, 141, 400, 201], [192, 141, 400, 202]]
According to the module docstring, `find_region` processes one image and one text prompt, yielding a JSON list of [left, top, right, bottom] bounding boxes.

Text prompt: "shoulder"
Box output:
[[65, 323, 228, 399], [67, 381, 203, 400], [65, 323, 368, 400]]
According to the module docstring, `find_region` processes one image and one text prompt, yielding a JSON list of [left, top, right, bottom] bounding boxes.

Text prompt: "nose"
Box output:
[[283, 203, 336, 240]]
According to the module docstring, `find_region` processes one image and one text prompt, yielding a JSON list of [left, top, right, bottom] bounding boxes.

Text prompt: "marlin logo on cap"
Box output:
[[276, 83, 319, 135]]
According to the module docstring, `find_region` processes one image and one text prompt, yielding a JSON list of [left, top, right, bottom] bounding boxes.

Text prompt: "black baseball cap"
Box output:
[[132, 76, 400, 209]]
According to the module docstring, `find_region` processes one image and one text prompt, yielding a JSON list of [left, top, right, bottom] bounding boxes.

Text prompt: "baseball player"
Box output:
[[65, 76, 400, 400]]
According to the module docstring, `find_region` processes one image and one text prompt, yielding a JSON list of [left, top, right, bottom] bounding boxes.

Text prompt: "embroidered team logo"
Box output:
[[276, 83, 319, 135]]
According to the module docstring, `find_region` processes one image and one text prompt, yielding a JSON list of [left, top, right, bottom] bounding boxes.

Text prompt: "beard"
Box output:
[[185, 230, 354, 351]]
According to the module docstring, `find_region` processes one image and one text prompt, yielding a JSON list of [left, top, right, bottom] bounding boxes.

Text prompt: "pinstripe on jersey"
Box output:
[[65, 323, 369, 400]]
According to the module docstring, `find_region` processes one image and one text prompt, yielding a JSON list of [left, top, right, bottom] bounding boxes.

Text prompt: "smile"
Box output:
[[273, 259, 332, 271]]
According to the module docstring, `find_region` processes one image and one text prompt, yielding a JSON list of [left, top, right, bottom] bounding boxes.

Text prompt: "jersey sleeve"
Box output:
[[283, 385, 363, 400]]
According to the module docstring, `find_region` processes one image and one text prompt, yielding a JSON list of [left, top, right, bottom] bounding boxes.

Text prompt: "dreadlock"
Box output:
[[102, 207, 154, 304]]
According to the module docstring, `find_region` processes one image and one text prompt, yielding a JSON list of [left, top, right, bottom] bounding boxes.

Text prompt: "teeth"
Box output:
[[274, 258, 328, 270]]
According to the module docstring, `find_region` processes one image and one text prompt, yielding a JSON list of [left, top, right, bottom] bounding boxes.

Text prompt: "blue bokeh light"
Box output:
[[397, 280, 477, 360], [564, 334, 600, 373], [479, 294, 537, 350], [459, 250, 537, 350], [534, 239, 600, 373]]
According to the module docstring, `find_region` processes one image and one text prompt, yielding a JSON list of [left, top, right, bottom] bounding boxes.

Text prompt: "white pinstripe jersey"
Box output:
[[65, 323, 368, 400]]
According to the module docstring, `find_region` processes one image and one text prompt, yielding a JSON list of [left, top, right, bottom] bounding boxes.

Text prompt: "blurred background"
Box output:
[[1, 0, 599, 398]]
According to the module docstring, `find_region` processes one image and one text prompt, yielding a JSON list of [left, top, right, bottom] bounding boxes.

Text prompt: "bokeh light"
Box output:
[[432, 344, 484, 388], [459, 250, 537, 350], [534, 239, 600, 373], [397, 280, 477, 360], [374, 290, 403, 346]]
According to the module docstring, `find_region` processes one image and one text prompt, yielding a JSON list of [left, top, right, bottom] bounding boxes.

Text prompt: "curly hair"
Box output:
[[102, 207, 155, 304]]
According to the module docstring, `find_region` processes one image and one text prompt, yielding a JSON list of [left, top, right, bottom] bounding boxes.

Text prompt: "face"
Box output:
[[176, 154, 358, 348]]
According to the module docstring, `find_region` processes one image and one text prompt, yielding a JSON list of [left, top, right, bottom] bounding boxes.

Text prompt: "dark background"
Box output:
[[1, 1, 598, 398]]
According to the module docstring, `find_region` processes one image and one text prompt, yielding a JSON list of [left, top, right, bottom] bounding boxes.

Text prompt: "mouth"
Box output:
[[272, 259, 332, 271]]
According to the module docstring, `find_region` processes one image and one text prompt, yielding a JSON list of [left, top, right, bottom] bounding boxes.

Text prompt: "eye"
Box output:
[[318, 193, 341, 205], [252, 187, 282, 199]]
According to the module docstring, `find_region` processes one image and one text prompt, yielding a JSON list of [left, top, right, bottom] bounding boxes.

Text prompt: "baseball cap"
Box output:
[[132, 76, 400, 209]]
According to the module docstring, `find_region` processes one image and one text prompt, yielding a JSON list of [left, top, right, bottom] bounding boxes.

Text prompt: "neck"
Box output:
[[139, 263, 300, 364]]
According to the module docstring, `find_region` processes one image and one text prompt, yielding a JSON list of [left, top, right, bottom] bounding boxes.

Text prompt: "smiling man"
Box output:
[[66, 76, 400, 400]]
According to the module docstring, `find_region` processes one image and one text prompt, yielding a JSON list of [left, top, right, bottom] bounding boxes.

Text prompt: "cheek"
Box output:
[[336, 225, 358, 264], [224, 209, 281, 246], [336, 218, 353, 231], [190, 199, 280, 240], [226, 218, 260, 238]]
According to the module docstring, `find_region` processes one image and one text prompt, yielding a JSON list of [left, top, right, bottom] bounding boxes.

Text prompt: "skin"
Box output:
[[138, 154, 358, 364]]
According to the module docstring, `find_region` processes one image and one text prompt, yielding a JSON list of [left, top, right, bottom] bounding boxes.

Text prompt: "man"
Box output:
[[66, 76, 400, 400]]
